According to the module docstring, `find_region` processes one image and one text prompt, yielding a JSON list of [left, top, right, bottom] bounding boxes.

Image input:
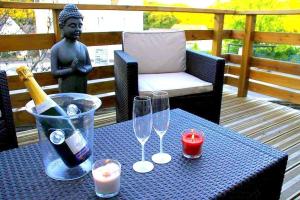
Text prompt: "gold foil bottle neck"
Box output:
[[16, 66, 33, 81]]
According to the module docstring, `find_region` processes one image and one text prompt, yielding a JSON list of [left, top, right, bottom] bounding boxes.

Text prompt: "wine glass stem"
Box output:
[[141, 143, 145, 161], [160, 136, 163, 153]]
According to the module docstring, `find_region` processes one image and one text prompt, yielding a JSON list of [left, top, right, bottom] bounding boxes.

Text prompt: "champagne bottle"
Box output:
[[16, 66, 91, 168]]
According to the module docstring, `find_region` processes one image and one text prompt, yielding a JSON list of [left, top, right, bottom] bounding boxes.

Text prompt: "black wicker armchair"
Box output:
[[114, 31, 225, 124], [0, 70, 18, 151]]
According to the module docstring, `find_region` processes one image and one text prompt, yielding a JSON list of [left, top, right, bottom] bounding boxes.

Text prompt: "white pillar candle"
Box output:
[[92, 160, 121, 198]]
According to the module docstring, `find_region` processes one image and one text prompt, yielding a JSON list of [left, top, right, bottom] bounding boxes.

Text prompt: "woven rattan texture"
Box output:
[[114, 50, 225, 124], [0, 70, 17, 151], [0, 109, 287, 199]]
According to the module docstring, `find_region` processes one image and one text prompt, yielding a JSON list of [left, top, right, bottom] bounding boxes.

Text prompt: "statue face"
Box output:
[[62, 17, 83, 41]]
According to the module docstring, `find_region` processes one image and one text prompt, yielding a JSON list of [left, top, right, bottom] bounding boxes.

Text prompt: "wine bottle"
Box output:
[[16, 66, 91, 168]]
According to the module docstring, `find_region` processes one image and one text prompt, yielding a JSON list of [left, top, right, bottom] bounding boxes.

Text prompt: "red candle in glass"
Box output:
[[181, 129, 204, 159]]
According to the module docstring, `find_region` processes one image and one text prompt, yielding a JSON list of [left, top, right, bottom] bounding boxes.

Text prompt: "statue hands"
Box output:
[[70, 57, 80, 72], [70, 57, 91, 74]]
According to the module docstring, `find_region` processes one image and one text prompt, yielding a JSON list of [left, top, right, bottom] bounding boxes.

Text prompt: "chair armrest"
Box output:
[[114, 50, 139, 122], [186, 49, 225, 93]]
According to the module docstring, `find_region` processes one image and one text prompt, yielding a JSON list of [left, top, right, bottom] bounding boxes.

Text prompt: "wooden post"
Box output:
[[212, 14, 224, 57], [52, 9, 61, 42], [238, 15, 256, 97]]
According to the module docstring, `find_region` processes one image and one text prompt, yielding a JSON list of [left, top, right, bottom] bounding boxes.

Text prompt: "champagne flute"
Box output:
[[151, 91, 172, 164], [132, 96, 154, 173]]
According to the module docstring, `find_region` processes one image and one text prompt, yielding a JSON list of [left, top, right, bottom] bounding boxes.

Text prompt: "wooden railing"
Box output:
[[0, 2, 300, 128]]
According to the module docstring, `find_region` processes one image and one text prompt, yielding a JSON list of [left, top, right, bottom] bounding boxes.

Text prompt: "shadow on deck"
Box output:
[[17, 91, 300, 200]]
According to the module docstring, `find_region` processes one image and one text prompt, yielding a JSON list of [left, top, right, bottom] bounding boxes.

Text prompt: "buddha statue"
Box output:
[[50, 4, 93, 93]]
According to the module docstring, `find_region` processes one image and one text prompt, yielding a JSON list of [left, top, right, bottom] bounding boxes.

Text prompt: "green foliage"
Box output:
[[0, 0, 35, 33], [144, 12, 178, 30]]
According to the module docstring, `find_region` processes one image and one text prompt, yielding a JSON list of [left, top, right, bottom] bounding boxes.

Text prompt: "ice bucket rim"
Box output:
[[25, 93, 102, 119]]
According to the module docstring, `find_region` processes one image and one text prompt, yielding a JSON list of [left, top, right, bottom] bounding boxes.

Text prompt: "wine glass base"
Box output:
[[152, 153, 172, 164], [133, 161, 154, 173]]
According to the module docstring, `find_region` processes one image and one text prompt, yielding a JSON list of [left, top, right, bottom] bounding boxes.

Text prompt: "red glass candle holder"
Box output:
[[181, 129, 204, 159]]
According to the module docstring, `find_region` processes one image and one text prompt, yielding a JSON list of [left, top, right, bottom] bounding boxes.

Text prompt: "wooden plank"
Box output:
[[267, 127, 300, 150], [7, 65, 114, 90], [239, 109, 300, 136], [221, 103, 275, 124], [222, 30, 231, 39], [225, 63, 300, 90], [251, 118, 300, 143], [222, 98, 257, 112], [285, 142, 300, 171], [212, 14, 224, 56], [0, 34, 55, 51], [231, 30, 244, 40], [227, 108, 292, 132], [185, 30, 214, 40], [0, 2, 236, 14], [238, 14, 256, 97], [252, 57, 300, 76], [80, 32, 122, 46], [10, 80, 115, 108], [52, 9, 61, 42], [248, 81, 300, 104], [0, 30, 215, 52], [227, 54, 242, 64], [254, 32, 300, 45], [224, 76, 239, 87], [281, 164, 300, 200], [221, 99, 260, 113], [250, 69, 300, 90], [224, 105, 289, 128], [225, 64, 240, 76]]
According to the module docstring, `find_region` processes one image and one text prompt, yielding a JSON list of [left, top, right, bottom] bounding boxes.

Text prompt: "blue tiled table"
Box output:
[[0, 109, 287, 199]]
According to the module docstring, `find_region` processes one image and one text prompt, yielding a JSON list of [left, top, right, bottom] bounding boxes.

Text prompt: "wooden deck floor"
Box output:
[[17, 91, 300, 199], [221, 93, 300, 200]]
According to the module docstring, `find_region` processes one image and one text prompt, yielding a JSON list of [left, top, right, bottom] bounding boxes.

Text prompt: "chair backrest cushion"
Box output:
[[123, 30, 186, 74]]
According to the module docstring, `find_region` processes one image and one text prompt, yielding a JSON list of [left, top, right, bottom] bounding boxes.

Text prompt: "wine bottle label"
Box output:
[[65, 130, 88, 158], [35, 98, 57, 114]]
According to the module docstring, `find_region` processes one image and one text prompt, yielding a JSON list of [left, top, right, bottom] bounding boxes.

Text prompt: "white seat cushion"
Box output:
[[138, 72, 213, 97], [123, 30, 186, 74]]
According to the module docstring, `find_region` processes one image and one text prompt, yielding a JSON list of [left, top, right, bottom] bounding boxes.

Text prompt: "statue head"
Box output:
[[58, 4, 83, 40]]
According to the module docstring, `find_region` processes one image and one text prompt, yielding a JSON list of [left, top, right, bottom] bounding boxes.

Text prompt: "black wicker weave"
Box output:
[[114, 49, 225, 124], [0, 70, 17, 152], [0, 109, 287, 199]]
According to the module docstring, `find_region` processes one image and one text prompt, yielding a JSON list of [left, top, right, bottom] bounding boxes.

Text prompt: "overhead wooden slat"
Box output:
[[237, 9, 300, 15], [0, 34, 55, 52], [254, 32, 300, 45], [8, 65, 114, 90], [0, 2, 236, 14], [10, 80, 115, 108]]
